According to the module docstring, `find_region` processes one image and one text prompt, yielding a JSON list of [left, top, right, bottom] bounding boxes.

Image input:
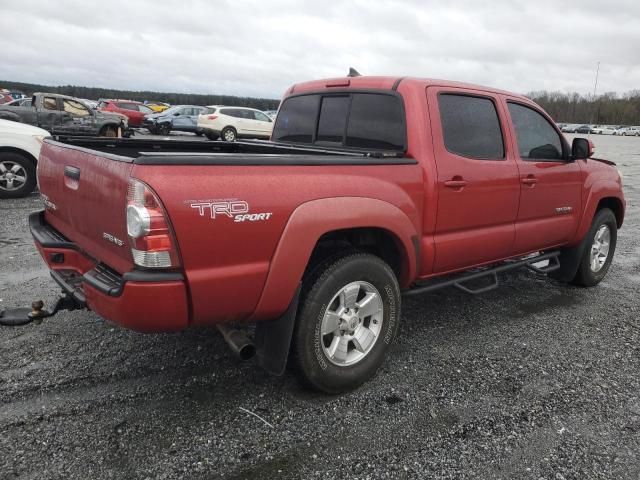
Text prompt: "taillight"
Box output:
[[126, 178, 180, 268], [207, 114, 218, 120]]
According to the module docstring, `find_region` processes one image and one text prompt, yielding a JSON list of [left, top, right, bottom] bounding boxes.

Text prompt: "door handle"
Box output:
[[521, 175, 538, 186], [64, 166, 80, 180], [444, 179, 468, 188]]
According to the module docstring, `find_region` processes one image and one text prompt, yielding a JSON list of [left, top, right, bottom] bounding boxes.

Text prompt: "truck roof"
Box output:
[[289, 76, 530, 101]]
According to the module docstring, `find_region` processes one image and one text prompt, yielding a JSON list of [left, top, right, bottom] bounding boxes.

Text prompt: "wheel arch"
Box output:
[[249, 196, 418, 322], [0, 146, 38, 166]]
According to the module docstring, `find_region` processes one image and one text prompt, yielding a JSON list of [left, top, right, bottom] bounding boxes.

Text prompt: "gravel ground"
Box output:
[[1, 134, 639, 479]]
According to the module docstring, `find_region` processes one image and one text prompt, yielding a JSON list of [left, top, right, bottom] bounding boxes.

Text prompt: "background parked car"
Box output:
[[5, 98, 32, 107], [0, 92, 13, 104], [575, 125, 592, 134], [591, 125, 618, 135], [197, 106, 274, 141], [144, 101, 171, 113], [143, 105, 211, 135], [0, 93, 130, 137], [0, 119, 50, 198], [98, 99, 154, 127], [616, 126, 640, 136], [561, 124, 579, 133]]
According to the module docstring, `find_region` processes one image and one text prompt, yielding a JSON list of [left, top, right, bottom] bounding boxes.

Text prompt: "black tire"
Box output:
[[205, 132, 219, 141], [158, 123, 171, 136], [571, 208, 617, 287], [194, 131, 203, 136], [221, 127, 237, 142], [147, 126, 158, 135], [0, 152, 37, 199], [293, 252, 401, 394]]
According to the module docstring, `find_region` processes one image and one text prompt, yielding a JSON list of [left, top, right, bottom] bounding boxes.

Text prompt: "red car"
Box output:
[[98, 99, 153, 127], [7, 75, 626, 393]]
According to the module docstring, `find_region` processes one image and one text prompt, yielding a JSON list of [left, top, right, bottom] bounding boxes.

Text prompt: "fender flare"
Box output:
[[249, 196, 419, 321], [573, 180, 625, 243]]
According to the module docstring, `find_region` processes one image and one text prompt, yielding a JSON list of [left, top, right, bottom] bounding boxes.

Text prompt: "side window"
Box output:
[[272, 95, 320, 143], [138, 105, 153, 114], [253, 111, 271, 122], [316, 96, 349, 143], [63, 99, 90, 117], [43, 97, 58, 110], [438, 94, 504, 159], [507, 102, 563, 160]]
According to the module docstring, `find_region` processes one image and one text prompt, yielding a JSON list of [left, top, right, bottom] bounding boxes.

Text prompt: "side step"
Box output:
[[403, 251, 560, 297]]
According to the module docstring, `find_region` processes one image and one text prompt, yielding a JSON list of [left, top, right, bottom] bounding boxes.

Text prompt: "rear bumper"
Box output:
[[30, 211, 189, 332]]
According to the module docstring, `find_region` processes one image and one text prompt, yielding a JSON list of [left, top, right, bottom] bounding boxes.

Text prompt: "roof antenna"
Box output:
[[588, 61, 600, 140], [348, 67, 362, 77]]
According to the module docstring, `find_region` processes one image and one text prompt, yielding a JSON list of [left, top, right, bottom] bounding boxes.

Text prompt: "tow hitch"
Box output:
[[0, 293, 84, 326]]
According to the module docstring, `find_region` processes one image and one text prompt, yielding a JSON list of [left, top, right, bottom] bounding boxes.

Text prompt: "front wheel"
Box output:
[[293, 253, 401, 393], [158, 123, 171, 136], [571, 208, 617, 287], [0, 152, 37, 199]]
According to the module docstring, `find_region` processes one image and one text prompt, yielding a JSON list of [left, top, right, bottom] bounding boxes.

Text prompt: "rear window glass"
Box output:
[[346, 94, 404, 150], [273, 92, 405, 150], [317, 96, 349, 144], [438, 94, 504, 159], [273, 95, 320, 143]]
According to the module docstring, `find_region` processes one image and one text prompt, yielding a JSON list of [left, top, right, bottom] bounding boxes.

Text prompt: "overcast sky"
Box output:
[[1, 0, 639, 99]]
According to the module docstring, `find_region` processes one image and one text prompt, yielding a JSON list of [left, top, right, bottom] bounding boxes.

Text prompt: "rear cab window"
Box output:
[[272, 92, 405, 151]]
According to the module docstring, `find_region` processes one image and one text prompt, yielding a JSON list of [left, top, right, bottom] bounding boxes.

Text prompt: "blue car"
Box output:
[[143, 105, 212, 135]]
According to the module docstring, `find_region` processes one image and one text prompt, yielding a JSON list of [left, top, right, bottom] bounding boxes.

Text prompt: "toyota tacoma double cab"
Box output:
[[7, 76, 625, 393], [0, 93, 130, 137]]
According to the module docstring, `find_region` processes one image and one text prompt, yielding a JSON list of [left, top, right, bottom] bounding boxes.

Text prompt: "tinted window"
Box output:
[[346, 94, 404, 149], [138, 105, 153, 114], [438, 94, 504, 159], [219, 108, 234, 117], [317, 96, 349, 143], [272, 95, 320, 143], [508, 102, 563, 160], [116, 102, 139, 111]]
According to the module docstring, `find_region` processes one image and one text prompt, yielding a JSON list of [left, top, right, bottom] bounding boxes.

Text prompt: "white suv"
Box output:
[[197, 106, 274, 141]]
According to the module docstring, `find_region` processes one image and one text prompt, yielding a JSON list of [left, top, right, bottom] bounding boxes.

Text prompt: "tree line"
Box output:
[[527, 90, 640, 126], [0, 80, 281, 111]]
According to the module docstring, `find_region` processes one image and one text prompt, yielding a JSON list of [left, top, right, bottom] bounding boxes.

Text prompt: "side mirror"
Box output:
[[571, 137, 594, 160]]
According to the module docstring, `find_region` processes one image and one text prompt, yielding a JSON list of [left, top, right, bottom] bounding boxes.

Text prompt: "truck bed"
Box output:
[[53, 137, 415, 166]]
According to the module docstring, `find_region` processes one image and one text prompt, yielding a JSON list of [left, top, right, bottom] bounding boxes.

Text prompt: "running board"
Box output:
[[403, 251, 561, 297]]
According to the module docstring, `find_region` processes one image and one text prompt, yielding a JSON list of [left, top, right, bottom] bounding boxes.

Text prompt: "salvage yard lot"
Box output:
[[1, 134, 639, 479]]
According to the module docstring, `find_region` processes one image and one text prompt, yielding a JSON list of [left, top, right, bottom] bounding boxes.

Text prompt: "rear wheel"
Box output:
[[293, 253, 401, 393], [0, 152, 36, 199], [221, 126, 237, 142], [571, 208, 617, 287], [205, 132, 219, 141]]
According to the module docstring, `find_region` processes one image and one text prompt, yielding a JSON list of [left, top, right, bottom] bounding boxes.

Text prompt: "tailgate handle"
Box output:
[[64, 166, 81, 181]]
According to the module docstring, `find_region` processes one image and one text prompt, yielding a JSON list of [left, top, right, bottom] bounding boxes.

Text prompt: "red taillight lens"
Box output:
[[207, 114, 218, 120], [126, 178, 180, 268]]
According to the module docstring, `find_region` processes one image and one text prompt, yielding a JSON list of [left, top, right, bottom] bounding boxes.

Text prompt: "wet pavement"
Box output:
[[1, 133, 639, 479]]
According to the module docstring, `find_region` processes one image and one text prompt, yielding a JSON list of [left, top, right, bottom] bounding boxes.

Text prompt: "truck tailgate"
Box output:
[[37, 140, 134, 273]]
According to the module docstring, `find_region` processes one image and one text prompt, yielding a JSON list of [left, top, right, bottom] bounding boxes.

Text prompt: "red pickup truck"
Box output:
[[10, 75, 626, 393]]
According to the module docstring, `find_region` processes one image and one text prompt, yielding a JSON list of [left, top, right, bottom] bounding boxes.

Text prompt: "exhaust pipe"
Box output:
[[216, 324, 256, 361]]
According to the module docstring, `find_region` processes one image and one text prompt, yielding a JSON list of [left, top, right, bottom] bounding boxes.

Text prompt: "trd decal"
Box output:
[[189, 199, 272, 223]]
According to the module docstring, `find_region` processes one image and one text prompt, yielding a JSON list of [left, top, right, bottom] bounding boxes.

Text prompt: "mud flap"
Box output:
[[549, 235, 589, 282], [254, 285, 301, 376]]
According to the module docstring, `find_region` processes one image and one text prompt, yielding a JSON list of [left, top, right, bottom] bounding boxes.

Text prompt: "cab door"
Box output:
[[426, 87, 520, 273], [503, 99, 582, 254], [250, 110, 274, 136]]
